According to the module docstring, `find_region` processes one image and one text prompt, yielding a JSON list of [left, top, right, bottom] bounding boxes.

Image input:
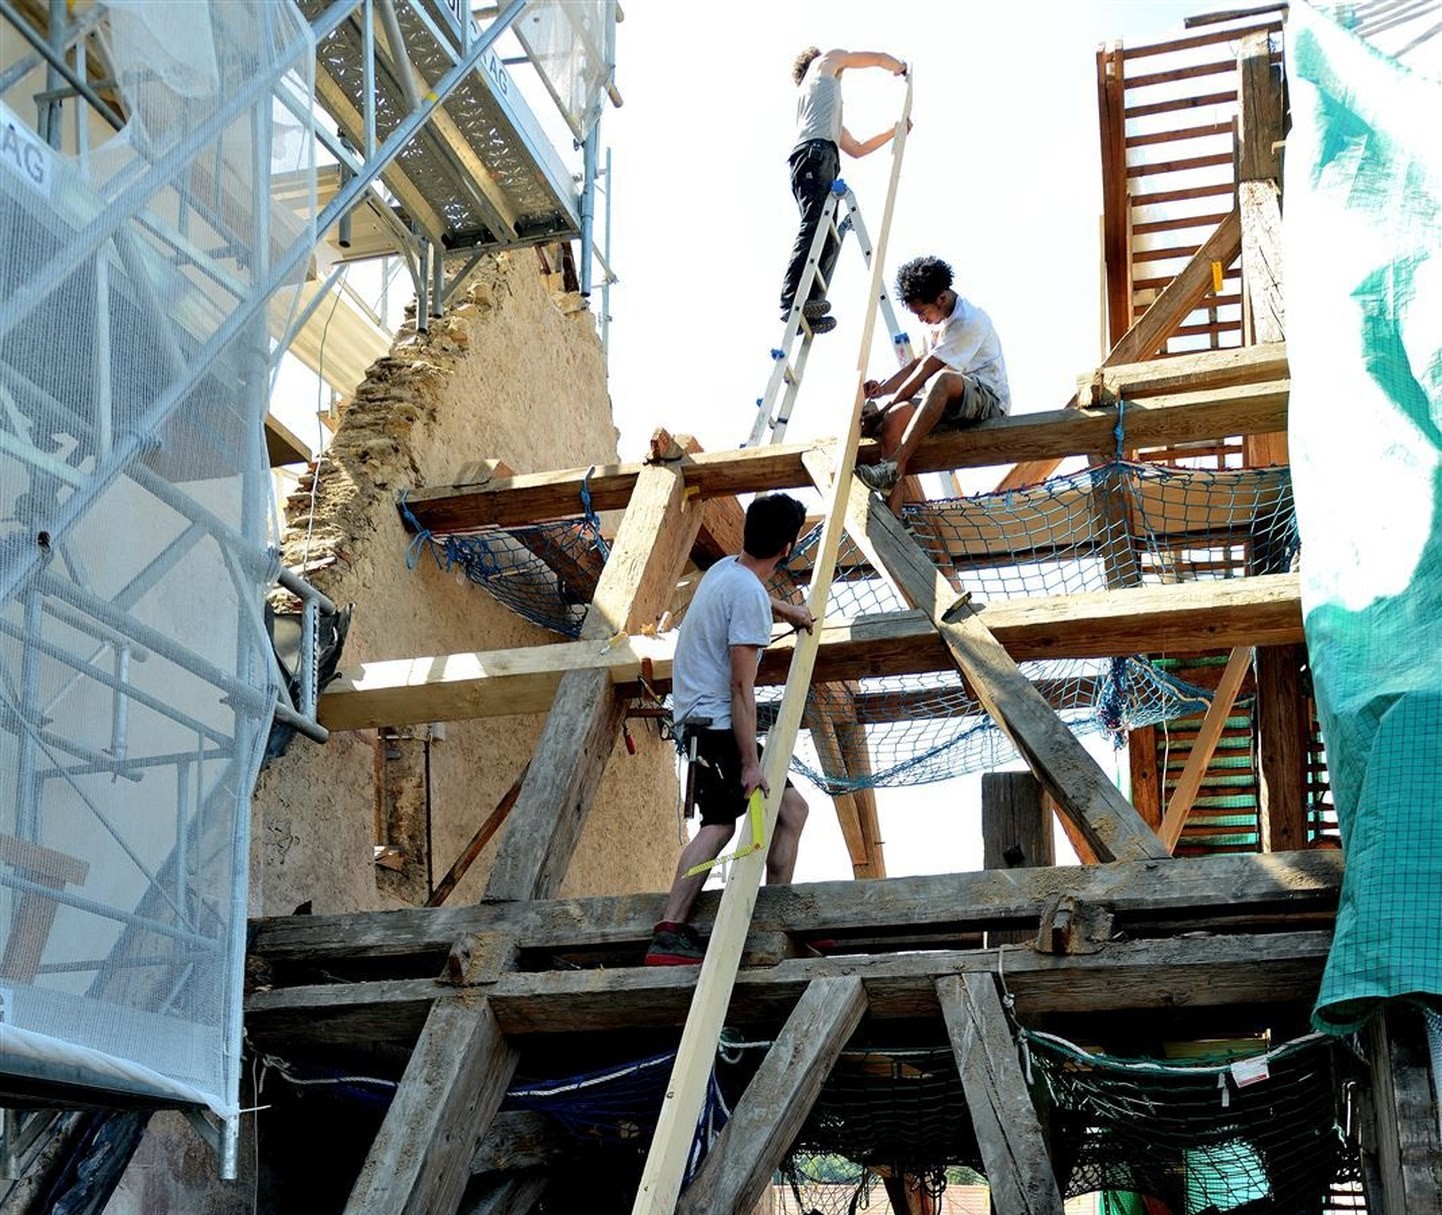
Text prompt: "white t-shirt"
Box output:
[[924, 295, 1011, 414], [671, 556, 772, 730]]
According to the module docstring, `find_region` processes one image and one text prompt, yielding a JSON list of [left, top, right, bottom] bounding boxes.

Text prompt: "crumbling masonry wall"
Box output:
[[253, 251, 679, 916]]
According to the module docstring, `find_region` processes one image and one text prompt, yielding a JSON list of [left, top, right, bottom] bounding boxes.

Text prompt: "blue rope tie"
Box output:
[[580, 465, 611, 561], [397, 489, 440, 571], [1113, 397, 1127, 461]]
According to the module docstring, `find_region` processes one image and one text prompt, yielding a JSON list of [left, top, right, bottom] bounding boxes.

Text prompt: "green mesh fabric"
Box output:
[[1286, 3, 1442, 1032]]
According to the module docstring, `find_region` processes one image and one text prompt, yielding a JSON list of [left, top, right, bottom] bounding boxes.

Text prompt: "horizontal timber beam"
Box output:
[[249, 848, 1342, 969], [400, 381, 1289, 531], [319, 573, 1303, 730], [246, 930, 1332, 1041]]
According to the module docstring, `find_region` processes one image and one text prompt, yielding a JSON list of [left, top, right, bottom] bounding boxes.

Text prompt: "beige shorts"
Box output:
[[935, 371, 1004, 429]]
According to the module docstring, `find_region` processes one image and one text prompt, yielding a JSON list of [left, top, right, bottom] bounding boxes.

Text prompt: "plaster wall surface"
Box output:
[[253, 250, 680, 917]]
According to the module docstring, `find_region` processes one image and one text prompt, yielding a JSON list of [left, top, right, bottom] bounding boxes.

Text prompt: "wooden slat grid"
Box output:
[[1101, 14, 1285, 362], [1306, 698, 1342, 845], [1148, 652, 1262, 856]]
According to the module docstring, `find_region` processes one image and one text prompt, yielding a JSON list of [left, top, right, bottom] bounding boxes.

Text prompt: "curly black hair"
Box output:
[[792, 47, 821, 85], [895, 256, 954, 306]]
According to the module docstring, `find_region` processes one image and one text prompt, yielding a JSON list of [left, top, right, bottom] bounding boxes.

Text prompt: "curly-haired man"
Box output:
[[779, 46, 908, 332], [857, 255, 1011, 506]]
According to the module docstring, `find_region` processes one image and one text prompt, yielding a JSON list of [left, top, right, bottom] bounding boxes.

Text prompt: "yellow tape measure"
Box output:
[[685, 788, 766, 877]]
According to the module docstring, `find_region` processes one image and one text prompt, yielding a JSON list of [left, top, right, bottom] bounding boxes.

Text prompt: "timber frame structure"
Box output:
[[244, 10, 1442, 1215]]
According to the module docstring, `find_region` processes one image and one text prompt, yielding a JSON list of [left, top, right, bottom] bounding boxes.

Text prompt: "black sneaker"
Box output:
[[645, 922, 705, 966], [856, 459, 899, 492], [802, 299, 832, 320], [807, 315, 838, 335]]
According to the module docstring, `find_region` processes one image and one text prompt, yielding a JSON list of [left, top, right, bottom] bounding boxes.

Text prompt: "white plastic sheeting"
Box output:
[[0, 0, 315, 1118], [513, 0, 616, 141]]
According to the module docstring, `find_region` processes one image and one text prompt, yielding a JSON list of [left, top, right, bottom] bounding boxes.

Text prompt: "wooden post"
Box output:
[[1255, 645, 1309, 852], [631, 78, 914, 1215], [460, 1174, 547, 1215], [343, 999, 518, 1215], [1159, 647, 1252, 851], [938, 975, 1065, 1215], [1097, 42, 1132, 353], [1127, 726, 1163, 832], [483, 459, 701, 902], [675, 976, 867, 1215], [843, 478, 1166, 863], [1363, 1004, 1442, 1215], [983, 773, 1054, 946]]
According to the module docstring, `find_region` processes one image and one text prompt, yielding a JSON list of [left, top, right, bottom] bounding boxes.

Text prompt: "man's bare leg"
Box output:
[[660, 822, 735, 924], [765, 788, 810, 885], [880, 373, 968, 508]]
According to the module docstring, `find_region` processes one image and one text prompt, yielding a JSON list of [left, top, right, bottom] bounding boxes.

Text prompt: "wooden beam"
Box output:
[[319, 574, 1305, 731], [1098, 42, 1132, 352], [1363, 1004, 1442, 1215], [1237, 31, 1283, 182], [461, 1174, 547, 1215], [425, 763, 528, 907], [343, 999, 518, 1215], [1128, 726, 1164, 832], [250, 849, 1343, 971], [483, 461, 701, 902], [982, 773, 1055, 946], [676, 976, 867, 1215], [939, 975, 1065, 1215], [399, 380, 1288, 531], [1076, 343, 1288, 407], [1160, 646, 1253, 851], [248, 930, 1335, 1043], [1111, 208, 1243, 365], [632, 83, 914, 1215], [1240, 180, 1286, 345], [843, 477, 1166, 862], [1255, 645, 1310, 853], [807, 685, 885, 878], [265, 414, 311, 467]]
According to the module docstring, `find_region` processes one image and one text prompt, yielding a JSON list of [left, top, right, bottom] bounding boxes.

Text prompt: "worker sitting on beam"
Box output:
[[857, 254, 1012, 509]]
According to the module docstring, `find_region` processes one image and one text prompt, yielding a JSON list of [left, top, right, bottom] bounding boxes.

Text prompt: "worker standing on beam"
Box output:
[[857, 255, 1012, 508], [646, 495, 814, 966], [779, 46, 909, 332]]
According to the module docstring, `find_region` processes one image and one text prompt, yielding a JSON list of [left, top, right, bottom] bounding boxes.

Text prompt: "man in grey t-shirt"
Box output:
[[779, 46, 908, 331], [646, 494, 814, 966]]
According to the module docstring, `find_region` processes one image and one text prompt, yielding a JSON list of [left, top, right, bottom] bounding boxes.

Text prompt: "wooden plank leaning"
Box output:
[[629, 76, 914, 1215], [675, 976, 868, 1215]]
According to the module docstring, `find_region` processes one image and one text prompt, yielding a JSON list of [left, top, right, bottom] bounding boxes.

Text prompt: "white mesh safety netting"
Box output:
[[512, 0, 616, 141], [0, 0, 315, 1118]]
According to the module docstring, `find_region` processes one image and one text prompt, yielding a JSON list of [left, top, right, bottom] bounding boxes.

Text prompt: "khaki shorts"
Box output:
[[935, 371, 1004, 430]]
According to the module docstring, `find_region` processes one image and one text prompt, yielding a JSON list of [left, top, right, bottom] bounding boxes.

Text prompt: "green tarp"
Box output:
[[1286, 3, 1442, 1032]]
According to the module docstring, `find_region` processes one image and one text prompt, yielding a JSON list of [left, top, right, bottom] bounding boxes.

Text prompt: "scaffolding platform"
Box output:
[[300, 0, 581, 256]]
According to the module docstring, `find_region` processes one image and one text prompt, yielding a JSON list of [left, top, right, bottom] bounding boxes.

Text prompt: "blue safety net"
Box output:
[[762, 457, 1293, 792], [399, 477, 611, 638]]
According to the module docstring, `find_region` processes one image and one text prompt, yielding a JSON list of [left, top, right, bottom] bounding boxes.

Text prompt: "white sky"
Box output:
[[598, 1, 1202, 882]]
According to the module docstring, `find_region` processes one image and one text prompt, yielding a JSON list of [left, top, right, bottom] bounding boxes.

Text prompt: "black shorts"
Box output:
[[688, 728, 793, 828]]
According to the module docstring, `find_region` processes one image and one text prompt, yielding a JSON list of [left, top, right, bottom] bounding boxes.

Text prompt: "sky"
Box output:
[[595, 1, 1206, 882]]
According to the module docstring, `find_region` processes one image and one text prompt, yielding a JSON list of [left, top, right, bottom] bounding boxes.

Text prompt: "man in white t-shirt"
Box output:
[[856, 255, 1011, 508], [646, 494, 814, 966]]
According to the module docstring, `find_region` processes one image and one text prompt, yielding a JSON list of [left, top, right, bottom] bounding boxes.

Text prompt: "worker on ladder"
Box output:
[[779, 46, 909, 333]]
